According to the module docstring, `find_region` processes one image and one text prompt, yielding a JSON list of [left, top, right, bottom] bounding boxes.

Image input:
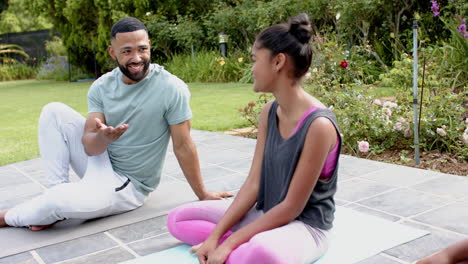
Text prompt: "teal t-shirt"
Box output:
[[87, 64, 192, 195]]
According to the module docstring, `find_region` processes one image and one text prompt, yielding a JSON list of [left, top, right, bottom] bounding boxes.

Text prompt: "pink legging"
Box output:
[[167, 200, 330, 264]]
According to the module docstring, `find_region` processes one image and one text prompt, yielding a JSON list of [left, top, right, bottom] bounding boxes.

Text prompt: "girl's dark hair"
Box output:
[[255, 13, 313, 79], [111, 17, 148, 39]]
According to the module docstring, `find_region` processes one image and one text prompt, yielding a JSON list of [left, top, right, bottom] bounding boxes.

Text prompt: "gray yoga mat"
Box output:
[[0, 181, 198, 258]]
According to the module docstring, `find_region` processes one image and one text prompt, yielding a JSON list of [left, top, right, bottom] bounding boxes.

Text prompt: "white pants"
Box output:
[[5, 102, 146, 227]]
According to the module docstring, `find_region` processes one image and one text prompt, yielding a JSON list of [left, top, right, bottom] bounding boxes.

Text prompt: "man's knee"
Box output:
[[40, 102, 67, 123], [41, 102, 67, 116]]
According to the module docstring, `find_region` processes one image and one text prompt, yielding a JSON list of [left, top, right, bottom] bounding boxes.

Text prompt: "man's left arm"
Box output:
[[170, 120, 233, 200]]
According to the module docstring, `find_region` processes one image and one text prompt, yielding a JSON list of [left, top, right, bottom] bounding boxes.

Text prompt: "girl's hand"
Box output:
[[415, 251, 451, 264], [206, 244, 232, 264], [190, 239, 218, 264]]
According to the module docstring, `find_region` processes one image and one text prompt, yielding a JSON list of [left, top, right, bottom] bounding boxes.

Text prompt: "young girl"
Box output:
[[167, 13, 341, 264]]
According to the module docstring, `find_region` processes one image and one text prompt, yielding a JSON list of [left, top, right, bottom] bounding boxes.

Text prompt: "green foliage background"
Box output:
[[14, 0, 466, 75]]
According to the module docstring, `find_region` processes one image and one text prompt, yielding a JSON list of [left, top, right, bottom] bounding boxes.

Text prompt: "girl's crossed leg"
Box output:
[[167, 200, 330, 264]]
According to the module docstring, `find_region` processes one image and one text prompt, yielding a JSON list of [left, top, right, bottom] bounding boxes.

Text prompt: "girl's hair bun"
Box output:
[[288, 13, 312, 44]]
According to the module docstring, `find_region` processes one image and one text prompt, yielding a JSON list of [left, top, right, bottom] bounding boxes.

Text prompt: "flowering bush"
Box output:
[[238, 94, 272, 128], [37, 56, 69, 81], [164, 50, 251, 83], [0, 63, 37, 81], [304, 34, 382, 90]]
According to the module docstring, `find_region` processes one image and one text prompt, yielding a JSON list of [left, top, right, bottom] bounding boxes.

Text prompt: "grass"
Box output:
[[0, 80, 257, 166]]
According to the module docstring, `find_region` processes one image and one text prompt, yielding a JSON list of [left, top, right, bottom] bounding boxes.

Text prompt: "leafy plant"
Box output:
[[0, 44, 29, 59]]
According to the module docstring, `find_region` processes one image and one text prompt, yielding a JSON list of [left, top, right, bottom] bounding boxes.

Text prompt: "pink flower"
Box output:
[[383, 101, 398, 109], [382, 108, 392, 116], [340, 60, 348, 69], [373, 99, 382, 105], [394, 122, 403, 131], [431, 0, 440, 16], [357, 141, 369, 153], [462, 133, 468, 144], [404, 128, 411, 137], [436, 128, 447, 137]]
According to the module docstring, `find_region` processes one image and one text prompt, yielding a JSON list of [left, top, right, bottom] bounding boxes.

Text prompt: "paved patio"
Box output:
[[1, 129, 467, 264]]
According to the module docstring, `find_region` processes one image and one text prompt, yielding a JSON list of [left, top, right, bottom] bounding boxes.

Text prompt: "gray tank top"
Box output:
[[256, 101, 341, 230]]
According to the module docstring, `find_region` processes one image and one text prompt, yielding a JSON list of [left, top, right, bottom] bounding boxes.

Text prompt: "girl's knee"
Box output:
[[228, 240, 282, 264]]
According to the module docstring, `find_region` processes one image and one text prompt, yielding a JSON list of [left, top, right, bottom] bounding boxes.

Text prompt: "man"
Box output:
[[0, 17, 231, 231]]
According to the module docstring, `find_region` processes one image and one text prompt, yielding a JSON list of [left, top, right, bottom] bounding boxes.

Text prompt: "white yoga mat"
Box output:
[[121, 206, 429, 264], [0, 182, 198, 259]]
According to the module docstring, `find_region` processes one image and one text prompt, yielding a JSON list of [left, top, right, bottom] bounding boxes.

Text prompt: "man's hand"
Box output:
[[199, 191, 234, 200], [95, 118, 128, 143]]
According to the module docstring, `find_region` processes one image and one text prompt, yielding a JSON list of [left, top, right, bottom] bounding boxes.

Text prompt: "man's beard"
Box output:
[[116, 58, 150, 83]]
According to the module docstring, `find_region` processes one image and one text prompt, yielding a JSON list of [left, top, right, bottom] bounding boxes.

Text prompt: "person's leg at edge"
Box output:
[[226, 221, 330, 264], [2, 147, 145, 230], [2, 102, 91, 230]]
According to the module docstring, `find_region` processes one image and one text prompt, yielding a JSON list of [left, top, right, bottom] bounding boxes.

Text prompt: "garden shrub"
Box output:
[[163, 50, 251, 83], [0, 61, 37, 81], [37, 37, 92, 81]]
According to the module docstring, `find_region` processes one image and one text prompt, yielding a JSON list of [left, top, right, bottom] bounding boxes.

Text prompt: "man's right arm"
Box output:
[[81, 112, 128, 156]]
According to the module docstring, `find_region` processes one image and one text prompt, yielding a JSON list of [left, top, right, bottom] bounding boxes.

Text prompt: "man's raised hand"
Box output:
[[95, 118, 128, 143]]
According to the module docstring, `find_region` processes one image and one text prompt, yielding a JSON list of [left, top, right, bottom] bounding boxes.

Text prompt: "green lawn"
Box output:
[[0, 80, 256, 166]]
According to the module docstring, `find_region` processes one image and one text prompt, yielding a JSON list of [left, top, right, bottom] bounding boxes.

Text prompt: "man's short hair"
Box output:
[[111, 17, 148, 39]]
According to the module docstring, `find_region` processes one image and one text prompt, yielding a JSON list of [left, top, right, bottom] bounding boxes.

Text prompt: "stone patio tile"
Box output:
[[335, 178, 396, 203], [159, 174, 178, 184], [204, 173, 247, 192], [356, 254, 403, 264], [229, 141, 257, 154], [35, 233, 117, 264], [384, 221, 466, 263], [193, 132, 247, 146], [360, 165, 442, 187], [337, 170, 360, 181], [0, 193, 42, 210], [0, 164, 13, 172], [197, 148, 252, 165], [161, 155, 182, 175], [0, 252, 38, 264], [11, 159, 43, 174], [107, 216, 168, 244], [334, 199, 349, 206], [0, 182, 43, 202], [127, 232, 183, 256], [172, 164, 239, 182], [412, 201, 468, 236], [344, 204, 401, 222], [410, 174, 468, 199], [357, 189, 449, 217], [162, 154, 210, 176], [0, 166, 32, 187], [60, 247, 135, 264], [338, 156, 389, 177], [26, 170, 49, 187], [217, 158, 252, 174]]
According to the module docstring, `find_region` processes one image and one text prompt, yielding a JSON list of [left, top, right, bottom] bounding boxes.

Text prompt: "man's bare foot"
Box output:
[[0, 210, 8, 227], [28, 224, 53, 231]]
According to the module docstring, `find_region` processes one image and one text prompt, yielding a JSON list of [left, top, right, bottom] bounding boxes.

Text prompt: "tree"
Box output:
[[0, 0, 52, 34], [0, 0, 7, 13]]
